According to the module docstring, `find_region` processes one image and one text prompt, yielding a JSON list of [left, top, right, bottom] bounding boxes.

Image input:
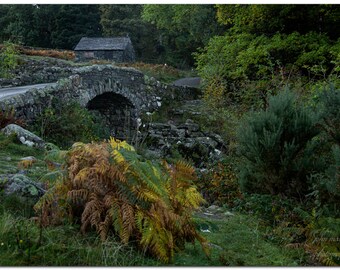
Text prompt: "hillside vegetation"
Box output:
[[1, 4, 340, 266]]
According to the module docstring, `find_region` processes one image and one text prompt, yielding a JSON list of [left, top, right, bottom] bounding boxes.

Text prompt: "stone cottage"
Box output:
[[74, 37, 135, 62]]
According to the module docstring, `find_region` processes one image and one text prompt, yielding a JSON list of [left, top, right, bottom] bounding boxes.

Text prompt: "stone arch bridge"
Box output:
[[0, 65, 198, 140]]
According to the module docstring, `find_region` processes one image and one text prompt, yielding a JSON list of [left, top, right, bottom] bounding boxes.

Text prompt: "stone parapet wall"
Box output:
[[0, 57, 74, 88]]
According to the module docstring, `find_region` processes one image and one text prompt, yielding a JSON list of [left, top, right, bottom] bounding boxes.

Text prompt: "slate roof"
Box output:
[[74, 37, 132, 51]]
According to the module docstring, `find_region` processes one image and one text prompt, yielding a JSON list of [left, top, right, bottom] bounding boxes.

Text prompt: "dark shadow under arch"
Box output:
[[87, 92, 137, 140]]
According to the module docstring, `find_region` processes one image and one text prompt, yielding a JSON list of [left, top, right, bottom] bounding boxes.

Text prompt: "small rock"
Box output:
[[1, 124, 45, 149], [207, 205, 219, 211], [24, 140, 35, 147], [207, 205, 224, 214], [208, 243, 223, 250], [20, 156, 37, 161], [19, 136, 26, 144], [224, 211, 234, 217], [1, 173, 45, 198]]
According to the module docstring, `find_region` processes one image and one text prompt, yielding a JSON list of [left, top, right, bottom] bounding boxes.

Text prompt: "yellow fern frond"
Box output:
[[318, 251, 339, 266], [135, 209, 144, 232], [71, 142, 85, 149], [18, 158, 36, 169], [184, 187, 205, 208], [112, 149, 126, 163], [73, 167, 94, 187], [109, 137, 135, 151]]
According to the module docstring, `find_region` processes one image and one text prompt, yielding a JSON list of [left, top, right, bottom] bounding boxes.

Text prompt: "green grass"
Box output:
[[0, 189, 161, 266], [0, 199, 305, 266], [0, 132, 307, 266], [0, 209, 160, 266], [118, 62, 197, 84], [0, 133, 48, 179], [18, 54, 78, 66], [172, 213, 305, 266]]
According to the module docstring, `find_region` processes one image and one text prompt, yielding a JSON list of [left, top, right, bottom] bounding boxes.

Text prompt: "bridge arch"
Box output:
[[86, 91, 137, 140]]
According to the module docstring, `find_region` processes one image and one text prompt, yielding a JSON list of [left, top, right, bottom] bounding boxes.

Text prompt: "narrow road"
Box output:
[[171, 77, 201, 88], [0, 83, 56, 100]]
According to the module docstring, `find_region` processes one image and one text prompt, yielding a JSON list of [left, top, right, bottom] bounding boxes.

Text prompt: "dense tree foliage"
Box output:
[[50, 5, 102, 49], [142, 5, 224, 67], [0, 4, 101, 49], [1, 4, 224, 65], [100, 5, 159, 61], [195, 4, 340, 108], [216, 5, 340, 39]]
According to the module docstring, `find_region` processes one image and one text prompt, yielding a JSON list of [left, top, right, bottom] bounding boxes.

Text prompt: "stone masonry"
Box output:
[[0, 65, 199, 140]]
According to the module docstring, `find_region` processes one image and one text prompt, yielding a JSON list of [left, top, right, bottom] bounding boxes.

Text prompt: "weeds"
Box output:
[[119, 62, 197, 83], [0, 44, 74, 61]]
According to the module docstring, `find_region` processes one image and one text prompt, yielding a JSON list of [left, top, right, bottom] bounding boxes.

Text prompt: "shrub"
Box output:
[[34, 138, 209, 263], [309, 145, 340, 217], [33, 101, 110, 149], [291, 208, 340, 266], [233, 193, 302, 229], [198, 158, 242, 207], [118, 62, 195, 84], [308, 85, 340, 216], [0, 108, 25, 129], [236, 89, 321, 197], [318, 84, 340, 145], [0, 41, 19, 78]]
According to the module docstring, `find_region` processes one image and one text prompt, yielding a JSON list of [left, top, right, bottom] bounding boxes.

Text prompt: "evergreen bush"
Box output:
[[318, 84, 340, 145], [236, 89, 321, 197], [309, 85, 340, 216]]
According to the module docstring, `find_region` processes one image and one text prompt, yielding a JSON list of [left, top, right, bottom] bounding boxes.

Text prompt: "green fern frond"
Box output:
[[135, 209, 144, 232], [39, 170, 65, 183], [44, 149, 68, 166]]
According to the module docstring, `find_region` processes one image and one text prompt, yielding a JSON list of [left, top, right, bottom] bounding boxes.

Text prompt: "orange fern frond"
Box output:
[[18, 158, 36, 169], [67, 189, 89, 205], [121, 202, 135, 244]]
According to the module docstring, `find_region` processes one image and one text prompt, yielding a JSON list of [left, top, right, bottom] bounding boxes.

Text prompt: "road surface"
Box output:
[[0, 83, 56, 100], [171, 77, 201, 88]]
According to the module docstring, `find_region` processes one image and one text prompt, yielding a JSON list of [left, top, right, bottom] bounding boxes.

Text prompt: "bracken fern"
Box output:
[[34, 137, 209, 263]]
